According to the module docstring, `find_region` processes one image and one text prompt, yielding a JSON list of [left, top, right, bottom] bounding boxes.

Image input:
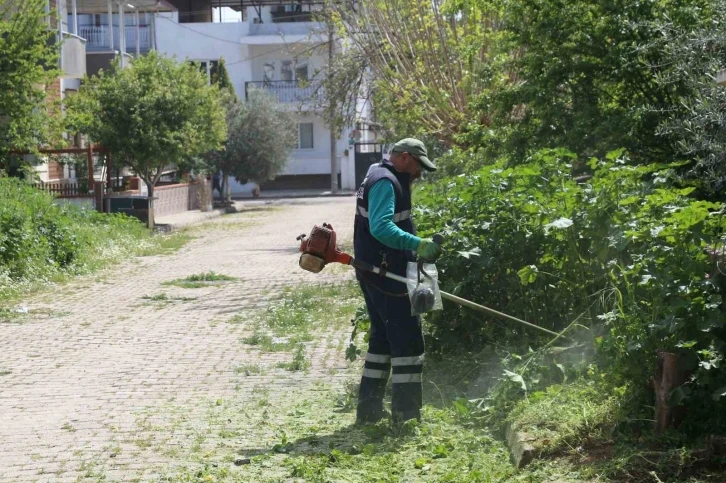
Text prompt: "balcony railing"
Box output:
[[245, 80, 323, 104], [78, 24, 152, 52], [271, 9, 315, 23]]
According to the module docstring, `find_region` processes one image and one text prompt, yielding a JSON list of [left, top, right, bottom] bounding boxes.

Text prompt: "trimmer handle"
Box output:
[[432, 233, 445, 246]]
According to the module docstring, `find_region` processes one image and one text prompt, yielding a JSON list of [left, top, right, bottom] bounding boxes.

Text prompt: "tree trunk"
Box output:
[[146, 180, 155, 229], [224, 173, 231, 203], [219, 173, 226, 202], [652, 350, 687, 433], [328, 20, 339, 193]]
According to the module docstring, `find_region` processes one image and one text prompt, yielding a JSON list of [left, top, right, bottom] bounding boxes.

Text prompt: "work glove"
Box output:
[[417, 238, 442, 262]]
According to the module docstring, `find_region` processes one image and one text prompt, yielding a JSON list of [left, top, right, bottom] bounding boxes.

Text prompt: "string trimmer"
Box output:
[[296, 223, 560, 338]]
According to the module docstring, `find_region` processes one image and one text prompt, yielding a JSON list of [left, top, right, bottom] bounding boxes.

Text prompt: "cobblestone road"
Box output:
[[0, 197, 356, 482]]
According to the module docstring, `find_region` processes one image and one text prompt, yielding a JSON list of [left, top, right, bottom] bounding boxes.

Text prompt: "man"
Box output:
[[353, 138, 442, 424]]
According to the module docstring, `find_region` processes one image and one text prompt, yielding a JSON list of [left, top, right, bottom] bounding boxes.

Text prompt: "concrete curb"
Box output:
[[505, 423, 538, 469], [154, 203, 243, 232], [233, 191, 356, 201]]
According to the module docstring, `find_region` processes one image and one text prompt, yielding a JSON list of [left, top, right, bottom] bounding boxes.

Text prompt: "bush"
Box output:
[[0, 178, 157, 299], [415, 148, 726, 431]]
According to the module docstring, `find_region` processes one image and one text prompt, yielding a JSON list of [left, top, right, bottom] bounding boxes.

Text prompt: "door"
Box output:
[[354, 143, 383, 189]]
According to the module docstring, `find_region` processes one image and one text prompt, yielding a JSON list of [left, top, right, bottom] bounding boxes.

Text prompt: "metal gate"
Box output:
[[354, 142, 383, 188]]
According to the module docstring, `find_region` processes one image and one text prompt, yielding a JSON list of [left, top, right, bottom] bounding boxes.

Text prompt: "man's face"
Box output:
[[402, 152, 423, 181]]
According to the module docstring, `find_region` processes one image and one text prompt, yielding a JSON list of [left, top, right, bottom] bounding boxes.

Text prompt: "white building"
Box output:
[[152, 0, 364, 195]]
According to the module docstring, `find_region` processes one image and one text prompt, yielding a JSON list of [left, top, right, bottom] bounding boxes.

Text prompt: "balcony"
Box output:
[[78, 24, 152, 53], [61, 33, 87, 78], [245, 80, 324, 104]]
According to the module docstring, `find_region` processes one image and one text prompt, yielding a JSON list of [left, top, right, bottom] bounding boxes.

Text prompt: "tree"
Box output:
[[211, 57, 236, 101], [204, 89, 297, 200], [66, 51, 227, 226], [652, 0, 726, 197], [208, 57, 236, 200], [326, 0, 509, 147], [487, 0, 714, 163], [0, 0, 62, 173]]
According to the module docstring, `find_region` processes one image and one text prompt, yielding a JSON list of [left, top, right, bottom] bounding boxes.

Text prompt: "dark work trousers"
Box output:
[[357, 279, 425, 423]]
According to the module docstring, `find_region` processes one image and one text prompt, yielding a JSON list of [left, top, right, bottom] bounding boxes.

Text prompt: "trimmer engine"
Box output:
[[297, 223, 352, 273]]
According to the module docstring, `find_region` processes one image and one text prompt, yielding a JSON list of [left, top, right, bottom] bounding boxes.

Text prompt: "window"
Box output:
[[295, 61, 308, 82], [188, 60, 219, 85], [281, 60, 294, 82], [297, 123, 313, 149], [263, 62, 275, 83]]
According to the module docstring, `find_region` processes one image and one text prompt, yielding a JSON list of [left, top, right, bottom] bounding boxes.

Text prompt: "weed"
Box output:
[[163, 271, 237, 289], [135, 436, 153, 449], [0, 307, 25, 324], [141, 293, 197, 306], [61, 422, 76, 433], [242, 330, 273, 347], [276, 343, 311, 372], [235, 364, 264, 376], [227, 314, 246, 324], [0, 370, 10, 377]]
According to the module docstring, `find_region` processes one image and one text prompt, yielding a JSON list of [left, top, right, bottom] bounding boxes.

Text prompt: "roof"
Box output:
[[69, 0, 178, 14]]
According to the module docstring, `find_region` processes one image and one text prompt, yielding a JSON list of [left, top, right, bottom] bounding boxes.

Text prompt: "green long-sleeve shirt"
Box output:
[[368, 180, 421, 251]]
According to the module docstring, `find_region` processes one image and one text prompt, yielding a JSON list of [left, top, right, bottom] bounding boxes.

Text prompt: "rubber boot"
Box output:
[[391, 380, 422, 424], [356, 376, 388, 424]]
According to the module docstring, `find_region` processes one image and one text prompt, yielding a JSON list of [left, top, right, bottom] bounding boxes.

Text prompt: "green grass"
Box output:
[[136, 232, 192, 257], [163, 271, 237, 289]]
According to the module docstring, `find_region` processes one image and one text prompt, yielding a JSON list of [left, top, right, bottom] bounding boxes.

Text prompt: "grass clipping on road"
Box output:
[[151, 281, 514, 482], [164, 271, 237, 289], [240, 282, 360, 353]]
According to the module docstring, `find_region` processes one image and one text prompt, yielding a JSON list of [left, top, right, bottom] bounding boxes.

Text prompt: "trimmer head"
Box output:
[[299, 253, 326, 273]]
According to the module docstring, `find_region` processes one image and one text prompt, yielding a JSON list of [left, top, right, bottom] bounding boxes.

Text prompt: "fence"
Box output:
[[78, 24, 152, 52], [245, 80, 324, 104], [34, 181, 91, 198]]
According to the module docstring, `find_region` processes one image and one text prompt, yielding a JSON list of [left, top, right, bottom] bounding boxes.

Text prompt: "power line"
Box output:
[[154, 16, 329, 67], [225, 41, 327, 66]]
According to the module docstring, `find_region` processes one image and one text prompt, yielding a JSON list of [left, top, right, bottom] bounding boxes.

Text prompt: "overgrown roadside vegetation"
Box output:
[[318, 0, 726, 479], [0, 178, 189, 303]]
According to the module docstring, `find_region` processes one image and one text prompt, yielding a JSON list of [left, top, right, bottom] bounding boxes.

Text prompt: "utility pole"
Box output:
[[328, 20, 338, 193]]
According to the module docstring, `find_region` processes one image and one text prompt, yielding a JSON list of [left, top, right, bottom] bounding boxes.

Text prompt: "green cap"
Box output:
[[392, 138, 436, 172]]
